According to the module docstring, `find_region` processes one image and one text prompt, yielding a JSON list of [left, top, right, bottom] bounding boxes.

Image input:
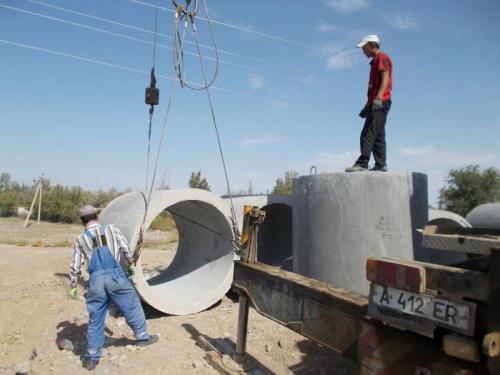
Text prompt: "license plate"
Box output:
[[370, 284, 474, 334]]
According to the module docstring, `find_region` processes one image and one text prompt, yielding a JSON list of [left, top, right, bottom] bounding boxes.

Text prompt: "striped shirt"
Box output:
[[69, 221, 133, 287]]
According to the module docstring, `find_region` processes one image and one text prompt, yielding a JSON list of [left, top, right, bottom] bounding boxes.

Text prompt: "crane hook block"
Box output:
[[145, 87, 159, 106], [145, 67, 159, 106]]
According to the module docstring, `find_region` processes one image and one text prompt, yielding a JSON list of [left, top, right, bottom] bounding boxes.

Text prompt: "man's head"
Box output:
[[357, 35, 381, 58], [79, 205, 98, 226]]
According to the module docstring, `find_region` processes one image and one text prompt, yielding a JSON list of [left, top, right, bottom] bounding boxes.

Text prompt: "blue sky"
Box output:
[[1, 0, 499, 205]]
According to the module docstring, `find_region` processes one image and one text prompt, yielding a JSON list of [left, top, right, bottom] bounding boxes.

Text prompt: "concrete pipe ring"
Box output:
[[100, 189, 235, 315]]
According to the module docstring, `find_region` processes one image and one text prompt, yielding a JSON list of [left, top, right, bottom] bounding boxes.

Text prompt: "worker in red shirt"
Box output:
[[346, 35, 393, 172]]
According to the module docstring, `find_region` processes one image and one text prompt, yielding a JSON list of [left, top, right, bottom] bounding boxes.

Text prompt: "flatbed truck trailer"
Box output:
[[232, 207, 500, 374]]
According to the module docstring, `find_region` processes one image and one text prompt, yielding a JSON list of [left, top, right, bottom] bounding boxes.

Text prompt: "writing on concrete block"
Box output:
[[374, 216, 407, 241]]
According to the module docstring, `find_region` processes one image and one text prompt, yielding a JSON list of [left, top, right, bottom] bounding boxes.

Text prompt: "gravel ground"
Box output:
[[0, 218, 356, 374]]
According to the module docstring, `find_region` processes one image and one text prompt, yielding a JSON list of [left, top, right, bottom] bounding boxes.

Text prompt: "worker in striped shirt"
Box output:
[[70, 205, 159, 371]]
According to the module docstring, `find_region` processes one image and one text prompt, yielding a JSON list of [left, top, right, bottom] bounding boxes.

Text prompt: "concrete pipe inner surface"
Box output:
[[257, 203, 293, 269], [100, 189, 235, 315]]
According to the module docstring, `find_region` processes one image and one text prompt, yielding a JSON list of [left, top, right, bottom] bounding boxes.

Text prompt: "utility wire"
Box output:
[[151, 0, 159, 66], [24, 0, 289, 71], [0, 4, 291, 81], [130, 0, 319, 50], [0, 38, 270, 101]]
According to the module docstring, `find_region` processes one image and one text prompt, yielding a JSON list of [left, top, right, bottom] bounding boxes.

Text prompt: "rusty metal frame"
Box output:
[[233, 218, 495, 373], [232, 261, 488, 374], [233, 261, 368, 359], [487, 247, 500, 374]]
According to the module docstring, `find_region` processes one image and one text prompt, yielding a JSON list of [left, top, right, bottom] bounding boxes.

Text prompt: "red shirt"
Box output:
[[367, 52, 393, 104]]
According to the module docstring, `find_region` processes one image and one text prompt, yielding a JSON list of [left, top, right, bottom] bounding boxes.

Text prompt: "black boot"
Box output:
[[83, 358, 99, 371], [136, 333, 160, 347]]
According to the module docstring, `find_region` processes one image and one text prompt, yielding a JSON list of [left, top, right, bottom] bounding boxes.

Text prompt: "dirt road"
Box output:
[[0, 241, 355, 375]]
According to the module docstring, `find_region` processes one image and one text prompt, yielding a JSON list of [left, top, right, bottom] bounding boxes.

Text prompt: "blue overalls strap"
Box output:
[[85, 225, 120, 274], [85, 226, 108, 249]]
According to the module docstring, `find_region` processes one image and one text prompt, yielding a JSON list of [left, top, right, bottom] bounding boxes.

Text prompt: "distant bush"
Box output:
[[0, 191, 17, 216], [0, 173, 122, 223], [150, 211, 177, 232]]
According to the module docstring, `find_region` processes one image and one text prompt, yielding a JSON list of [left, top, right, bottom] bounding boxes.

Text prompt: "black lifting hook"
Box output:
[[145, 67, 159, 109]]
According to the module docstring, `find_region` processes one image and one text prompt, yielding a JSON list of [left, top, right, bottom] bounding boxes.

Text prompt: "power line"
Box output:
[[129, 0, 318, 50], [1, 4, 292, 81], [0, 38, 269, 101], [24, 0, 290, 71]]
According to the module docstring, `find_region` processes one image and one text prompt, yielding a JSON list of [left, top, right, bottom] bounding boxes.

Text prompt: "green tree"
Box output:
[[0, 173, 11, 192], [438, 165, 500, 217], [189, 171, 211, 191], [0, 173, 126, 223], [0, 191, 17, 216], [272, 170, 298, 197]]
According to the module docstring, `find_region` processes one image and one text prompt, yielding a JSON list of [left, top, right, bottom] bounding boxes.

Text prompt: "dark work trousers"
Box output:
[[355, 100, 392, 168]]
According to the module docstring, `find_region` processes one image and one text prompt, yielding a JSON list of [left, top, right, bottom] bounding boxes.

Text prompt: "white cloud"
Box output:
[[270, 100, 289, 110], [398, 145, 495, 167], [242, 172, 259, 180], [241, 134, 285, 148], [320, 45, 361, 72], [311, 150, 359, 170], [304, 146, 497, 205], [315, 20, 341, 34], [397, 145, 497, 205], [323, 0, 370, 13], [297, 73, 317, 85], [381, 11, 418, 30], [247, 73, 264, 90]]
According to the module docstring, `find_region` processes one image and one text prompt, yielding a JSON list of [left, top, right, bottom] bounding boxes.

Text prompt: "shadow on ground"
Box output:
[[289, 339, 356, 375], [141, 297, 223, 320], [182, 323, 275, 375], [56, 321, 136, 360]]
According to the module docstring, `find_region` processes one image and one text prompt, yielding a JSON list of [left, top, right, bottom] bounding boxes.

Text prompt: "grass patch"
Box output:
[[0, 238, 73, 248], [48, 239, 73, 248], [3, 239, 29, 247]]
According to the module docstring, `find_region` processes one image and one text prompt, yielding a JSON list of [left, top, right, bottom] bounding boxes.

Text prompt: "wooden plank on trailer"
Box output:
[[423, 233, 499, 255]]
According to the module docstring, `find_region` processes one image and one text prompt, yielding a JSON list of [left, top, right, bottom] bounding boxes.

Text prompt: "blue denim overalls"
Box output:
[[84, 226, 149, 360]]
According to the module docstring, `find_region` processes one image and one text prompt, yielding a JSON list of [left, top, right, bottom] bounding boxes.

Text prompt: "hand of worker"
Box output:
[[127, 265, 136, 279], [358, 105, 369, 118], [70, 287, 78, 300], [371, 97, 383, 111]]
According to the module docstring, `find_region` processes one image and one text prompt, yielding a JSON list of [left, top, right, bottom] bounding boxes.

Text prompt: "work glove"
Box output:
[[358, 105, 369, 118], [70, 287, 78, 300], [371, 98, 383, 111], [127, 265, 136, 279]]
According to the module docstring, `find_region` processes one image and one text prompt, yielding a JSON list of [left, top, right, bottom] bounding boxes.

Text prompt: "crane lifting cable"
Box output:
[[170, 0, 239, 241], [144, 0, 160, 192], [134, 0, 240, 264]]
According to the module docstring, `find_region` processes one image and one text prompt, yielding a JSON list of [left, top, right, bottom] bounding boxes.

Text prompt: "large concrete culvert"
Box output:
[[426, 209, 471, 265], [428, 209, 471, 229], [466, 203, 500, 229], [100, 189, 235, 315], [292, 172, 429, 296], [225, 195, 293, 269]]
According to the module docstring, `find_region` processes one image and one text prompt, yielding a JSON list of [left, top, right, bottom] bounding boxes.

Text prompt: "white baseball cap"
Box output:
[[356, 34, 380, 48]]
